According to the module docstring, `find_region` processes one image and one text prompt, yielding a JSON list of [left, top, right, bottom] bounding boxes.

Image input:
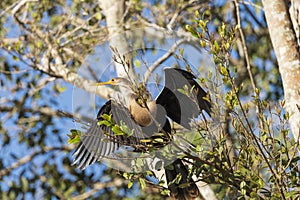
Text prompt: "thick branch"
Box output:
[[262, 0, 300, 141], [36, 50, 113, 100]]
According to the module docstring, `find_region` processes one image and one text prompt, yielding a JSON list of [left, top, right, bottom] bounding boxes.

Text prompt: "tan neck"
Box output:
[[128, 97, 157, 127]]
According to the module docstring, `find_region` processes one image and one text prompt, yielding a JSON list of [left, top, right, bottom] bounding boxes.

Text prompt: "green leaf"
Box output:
[[158, 180, 166, 187], [67, 129, 82, 144], [161, 189, 170, 195], [200, 40, 206, 48], [101, 114, 112, 121], [12, 55, 19, 61], [139, 178, 146, 190], [225, 42, 231, 50], [9, 190, 16, 200], [98, 120, 111, 126], [218, 64, 228, 76], [179, 182, 191, 188], [134, 59, 141, 67], [128, 181, 133, 189], [36, 40, 43, 48], [179, 48, 184, 57], [153, 138, 164, 143], [177, 88, 185, 95], [283, 112, 289, 120], [218, 22, 226, 38], [185, 25, 198, 38], [64, 185, 76, 197], [112, 125, 124, 135], [21, 177, 28, 191], [208, 71, 212, 79], [54, 83, 66, 93], [123, 172, 133, 179], [168, 173, 182, 185], [120, 121, 134, 136], [195, 10, 199, 18], [140, 139, 152, 143], [255, 87, 260, 96], [198, 19, 208, 30], [177, 85, 189, 96], [190, 85, 195, 95], [214, 40, 219, 53], [146, 170, 154, 176], [95, 12, 102, 20], [240, 181, 246, 196], [68, 135, 80, 144], [285, 190, 299, 198]]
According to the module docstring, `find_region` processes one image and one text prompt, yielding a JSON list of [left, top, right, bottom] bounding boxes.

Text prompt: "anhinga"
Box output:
[[72, 68, 211, 199]]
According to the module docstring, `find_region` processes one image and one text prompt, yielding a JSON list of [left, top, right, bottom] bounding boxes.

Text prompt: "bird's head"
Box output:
[[92, 77, 133, 89]]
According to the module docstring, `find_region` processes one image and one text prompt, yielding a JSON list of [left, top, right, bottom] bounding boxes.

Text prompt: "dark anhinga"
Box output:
[[72, 68, 211, 199]]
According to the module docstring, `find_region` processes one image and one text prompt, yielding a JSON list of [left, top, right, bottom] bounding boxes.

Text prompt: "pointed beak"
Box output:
[[91, 80, 113, 86]]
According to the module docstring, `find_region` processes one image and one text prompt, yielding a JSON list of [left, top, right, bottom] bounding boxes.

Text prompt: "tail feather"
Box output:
[[165, 159, 200, 200]]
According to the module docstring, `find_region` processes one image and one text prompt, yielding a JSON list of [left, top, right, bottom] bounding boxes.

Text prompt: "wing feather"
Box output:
[[72, 100, 119, 169], [72, 99, 157, 169], [156, 68, 211, 129]]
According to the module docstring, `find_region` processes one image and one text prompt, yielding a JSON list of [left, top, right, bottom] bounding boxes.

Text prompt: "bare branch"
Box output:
[[137, 15, 209, 47], [143, 38, 187, 83], [0, 104, 94, 123], [234, 0, 257, 92], [0, 146, 72, 179], [238, 0, 263, 10], [70, 178, 126, 200], [166, 0, 201, 31], [234, 0, 265, 131], [39, 175, 67, 199], [11, 0, 38, 14], [28, 77, 56, 96], [35, 50, 114, 99]]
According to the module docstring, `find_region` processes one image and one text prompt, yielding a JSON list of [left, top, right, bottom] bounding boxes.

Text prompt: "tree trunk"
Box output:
[[99, 0, 135, 78], [262, 0, 300, 141]]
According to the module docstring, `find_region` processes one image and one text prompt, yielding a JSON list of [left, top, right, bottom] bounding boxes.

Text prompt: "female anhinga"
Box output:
[[72, 68, 211, 200]]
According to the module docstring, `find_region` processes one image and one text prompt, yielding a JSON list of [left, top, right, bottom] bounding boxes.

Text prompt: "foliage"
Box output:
[[184, 11, 300, 199], [67, 129, 82, 144]]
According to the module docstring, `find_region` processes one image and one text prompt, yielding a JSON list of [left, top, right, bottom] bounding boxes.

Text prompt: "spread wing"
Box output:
[[156, 68, 211, 129], [72, 100, 170, 169], [72, 100, 145, 169]]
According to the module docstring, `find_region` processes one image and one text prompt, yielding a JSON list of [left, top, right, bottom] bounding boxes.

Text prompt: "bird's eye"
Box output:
[[111, 78, 114, 82]]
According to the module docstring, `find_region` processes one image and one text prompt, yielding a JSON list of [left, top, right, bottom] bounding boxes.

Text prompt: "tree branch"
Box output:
[[70, 178, 126, 200], [0, 146, 72, 179], [0, 105, 93, 123], [234, 0, 257, 92], [143, 38, 187, 83]]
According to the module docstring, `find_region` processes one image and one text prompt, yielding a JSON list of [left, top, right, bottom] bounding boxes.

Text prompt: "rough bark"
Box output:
[[99, 0, 135, 78], [289, 0, 300, 46], [262, 0, 300, 141]]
